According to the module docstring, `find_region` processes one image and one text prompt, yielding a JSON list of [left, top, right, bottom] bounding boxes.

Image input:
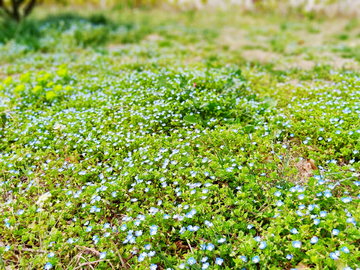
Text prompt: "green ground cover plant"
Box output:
[[0, 8, 360, 270]]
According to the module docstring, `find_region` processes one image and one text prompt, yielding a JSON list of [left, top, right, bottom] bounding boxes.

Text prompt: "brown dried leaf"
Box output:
[[295, 159, 314, 180], [175, 240, 189, 251], [309, 159, 317, 170], [76, 245, 100, 256], [298, 40, 305, 45]]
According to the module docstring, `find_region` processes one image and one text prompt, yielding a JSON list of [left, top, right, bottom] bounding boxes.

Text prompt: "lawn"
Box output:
[[0, 6, 360, 270]]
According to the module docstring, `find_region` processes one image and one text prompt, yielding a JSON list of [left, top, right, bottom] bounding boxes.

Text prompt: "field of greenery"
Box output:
[[1, 6, 360, 270]]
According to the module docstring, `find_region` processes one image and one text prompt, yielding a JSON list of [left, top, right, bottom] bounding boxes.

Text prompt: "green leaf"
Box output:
[[156, 248, 175, 268], [200, 102, 218, 112], [158, 76, 168, 88], [234, 69, 242, 77], [184, 115, 201, 124], [262, 97, 278, 108], [180, 75, 187, 88], [0, 113, 6, 127], [244, 124, 254, 133], [0, 252, 5, 270], [335, 259, 347, 270]]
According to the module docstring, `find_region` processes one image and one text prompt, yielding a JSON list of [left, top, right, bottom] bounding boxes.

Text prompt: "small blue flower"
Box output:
[[330, 252, 339, 260], [150, 264, 157, 270], [206, 243, 215, 251], [148, 251, 156, 257], [292, 241, 301, 248], [240, 256, 247, 262], [47, 252, 55, 258], [215, 257, 224, 265], [286, 254, 293, 260], [252, 255, 260, 263], [254, 236, 261, 242], [150, 225, 158, 235], [99, 252, 106, 259], [314, 219, 320, 225], [310, 236, 318, 244], [202, 262, 209, 269], [259, 241, 267, 250], [342, 197, 352, 203], [276, 200, 284, 207], [332, 229, 339, 235], [187, 257, 196, 265], [217, 238, 226, 244], [44, 262, 52, 270], [204, 220, 213, 227], [67, 238, 74, 244], [346, 217, 355, 224], [138, 252, 146, 262], [290, 228, 298, 234], [341, 246, 350, 254]]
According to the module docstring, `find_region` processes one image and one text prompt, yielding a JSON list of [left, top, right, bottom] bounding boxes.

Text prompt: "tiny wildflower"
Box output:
[[99, 252, 106, 259], [44, 262, 53, 270], [292, 241, 301, 248], [310, 236, 319, 244], [187, 257, 196, 265], [259, 241, 267, 250], [215, 257, 224, 265]]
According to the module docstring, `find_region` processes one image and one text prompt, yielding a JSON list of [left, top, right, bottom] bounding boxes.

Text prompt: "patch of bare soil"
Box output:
[[315, 51, 360, 70], [145, 33, 163, 42], [332, 57, 359, 70], [107, 43, 128, 52], [217, 27, 253, 50], [295, 159, 317, 182], [280, 58, 316, 71], [241, 49, 279, 63]]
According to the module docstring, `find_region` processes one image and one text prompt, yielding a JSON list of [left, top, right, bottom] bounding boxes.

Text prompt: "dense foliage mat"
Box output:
[[0, 9, 360, 270]]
